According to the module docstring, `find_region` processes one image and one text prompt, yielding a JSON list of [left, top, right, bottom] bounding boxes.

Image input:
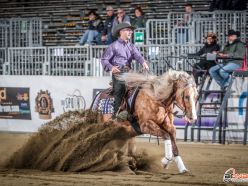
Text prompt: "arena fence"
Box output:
[[146, 19, 169, 44], [146, 11, 246, 45], [1, 44, 203, 76], [0, 47, 6, 74], [47, 46, 89, 76], [0, 18, 42, 48], [6, 47, 46, 75], [0, 19, 9, 48]]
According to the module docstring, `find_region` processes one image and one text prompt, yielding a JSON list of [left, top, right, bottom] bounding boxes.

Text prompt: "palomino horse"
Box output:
[[91, 69, 198, 173]]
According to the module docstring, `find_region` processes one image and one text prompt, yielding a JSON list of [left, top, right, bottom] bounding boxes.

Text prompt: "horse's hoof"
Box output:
[[161, 157, 173, 169], [179, 169, 192, 175]]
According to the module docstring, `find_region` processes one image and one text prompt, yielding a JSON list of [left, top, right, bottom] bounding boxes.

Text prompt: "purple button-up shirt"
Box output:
[[101, 38, 145, 72]]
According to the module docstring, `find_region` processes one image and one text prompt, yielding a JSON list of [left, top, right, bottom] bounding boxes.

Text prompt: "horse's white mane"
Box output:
[[118, 69, 192, 101]]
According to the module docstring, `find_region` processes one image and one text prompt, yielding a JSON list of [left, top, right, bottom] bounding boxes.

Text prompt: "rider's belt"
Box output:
[[119, 65, 131, 73]]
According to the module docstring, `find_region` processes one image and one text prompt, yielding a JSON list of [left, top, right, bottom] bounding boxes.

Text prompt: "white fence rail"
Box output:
[[0, 18, 42, 48], [0, 47, 7, 74], [6, 47, 46, 75], [1, 45, 204, 76], [146, 11, 246, 45], [0, 19, 10, 48], [48, 46, 89, 76]]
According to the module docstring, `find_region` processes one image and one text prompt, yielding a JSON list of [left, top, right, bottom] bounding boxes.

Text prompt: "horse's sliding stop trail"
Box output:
[[5, 111, 147, 172], [1, 110, 248, 186]]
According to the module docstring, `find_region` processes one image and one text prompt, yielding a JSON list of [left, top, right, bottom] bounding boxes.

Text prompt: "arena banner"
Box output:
[[0, 75, 247, 141], [0, 75, 111, 132], [0, 87, 31, 120]]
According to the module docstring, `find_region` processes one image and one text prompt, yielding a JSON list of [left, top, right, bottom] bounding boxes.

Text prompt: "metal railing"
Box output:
[[0, 18, 42, 48], [0, 19, 10, 48], [6, 47, 46, 75], [146, 19, 169, 44], [1, 44, 203, 76], [48, 46, 89, 76], [0, 48, 7, 74], [146, 11, 246, 45]]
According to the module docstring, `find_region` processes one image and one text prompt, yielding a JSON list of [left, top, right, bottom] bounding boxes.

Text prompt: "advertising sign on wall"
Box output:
[[0, 87, 31, 120]]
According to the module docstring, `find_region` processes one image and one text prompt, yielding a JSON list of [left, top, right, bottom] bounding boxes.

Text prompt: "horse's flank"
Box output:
[[117, 69, 193, 101]]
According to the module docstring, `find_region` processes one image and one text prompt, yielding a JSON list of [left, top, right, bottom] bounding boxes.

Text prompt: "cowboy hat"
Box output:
[[113, 22, 135, 37], [227, 29, 240, 37], [86, 10, 98, 17]]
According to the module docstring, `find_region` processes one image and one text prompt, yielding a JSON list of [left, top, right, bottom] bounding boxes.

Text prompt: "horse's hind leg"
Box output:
[[127, 137, 136, 156]]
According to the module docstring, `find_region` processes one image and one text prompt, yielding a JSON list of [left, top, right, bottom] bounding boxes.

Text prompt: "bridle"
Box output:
[[174, 81, 196, 117]]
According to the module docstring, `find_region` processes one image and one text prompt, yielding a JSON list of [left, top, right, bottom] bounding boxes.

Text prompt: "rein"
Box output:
[[163, 80, 196, 118]]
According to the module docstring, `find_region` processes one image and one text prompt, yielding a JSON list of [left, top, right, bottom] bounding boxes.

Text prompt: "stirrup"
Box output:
[[115, 110, 129, 121]]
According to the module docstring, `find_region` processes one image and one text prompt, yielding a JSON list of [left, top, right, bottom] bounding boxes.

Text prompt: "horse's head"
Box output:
[[174, 75, 198, 123]]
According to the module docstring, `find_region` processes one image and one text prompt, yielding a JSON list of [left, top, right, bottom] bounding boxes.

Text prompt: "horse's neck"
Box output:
[[161, 84, 176, 108]]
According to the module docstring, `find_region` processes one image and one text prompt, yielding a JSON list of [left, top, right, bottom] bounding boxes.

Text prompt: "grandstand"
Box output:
[[0, 0, 236, 46], [0, 0, 248, 144]]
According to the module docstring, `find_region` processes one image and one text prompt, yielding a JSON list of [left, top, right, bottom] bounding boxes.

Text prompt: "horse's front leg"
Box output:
[[140, 119, 168, 138], [139, 120, 174, 169], [165, 124, 188, 173]]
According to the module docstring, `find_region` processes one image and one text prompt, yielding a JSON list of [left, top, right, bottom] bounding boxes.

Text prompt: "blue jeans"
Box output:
[[99, 33, 113, 45], [176, 28, 189, 44], [79, 30, 100, 45], [209, 62, 241, 89], [106, 33, 113, 45]]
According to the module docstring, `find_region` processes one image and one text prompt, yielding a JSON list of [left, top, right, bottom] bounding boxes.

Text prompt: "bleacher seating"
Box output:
[[0, 0, 213, 46], [0, 0, 247, 46]]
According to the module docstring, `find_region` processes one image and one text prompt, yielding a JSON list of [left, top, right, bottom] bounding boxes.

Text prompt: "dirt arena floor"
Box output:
[[0, 132, 247, 186]]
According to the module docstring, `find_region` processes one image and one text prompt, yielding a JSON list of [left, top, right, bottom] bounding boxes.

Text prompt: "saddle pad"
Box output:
[[98, 98, 114, 114]]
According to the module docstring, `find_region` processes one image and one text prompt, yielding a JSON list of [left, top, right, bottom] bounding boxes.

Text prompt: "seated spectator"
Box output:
[[79, 10, 104, 45], [131, 6, 146, 28], [101, 6, 115, 45], [209, 30, 246, 90], [192, 32, 220, 84], [112, 8, 131, 37]]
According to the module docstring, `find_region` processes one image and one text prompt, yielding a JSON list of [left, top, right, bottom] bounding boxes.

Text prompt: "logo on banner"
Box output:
[[61, 89, 86, 112], [35, 90, 54, 120], [0, 88, 7, 102], [0, 87, 31, 120], [223, 168, 248, 183]]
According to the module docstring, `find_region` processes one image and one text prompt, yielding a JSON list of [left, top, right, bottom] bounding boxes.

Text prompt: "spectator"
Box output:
[[131, 6, 146, 28], [209, 30, 246, 90], [79, 10, 104, 45], [101, 6, 115, 45], [112, 8, 131, 35], [192, 32, 220, 85], [175, 3, 194, 44]]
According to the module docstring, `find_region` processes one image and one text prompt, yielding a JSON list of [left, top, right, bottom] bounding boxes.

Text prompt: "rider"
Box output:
[[101, 22, 149, 120]]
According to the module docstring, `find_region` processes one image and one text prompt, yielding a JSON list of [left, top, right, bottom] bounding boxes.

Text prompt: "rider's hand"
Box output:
[[143, 62, 149, 71], [101, 35, 107, 41], [111, 66, 120, 74]]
